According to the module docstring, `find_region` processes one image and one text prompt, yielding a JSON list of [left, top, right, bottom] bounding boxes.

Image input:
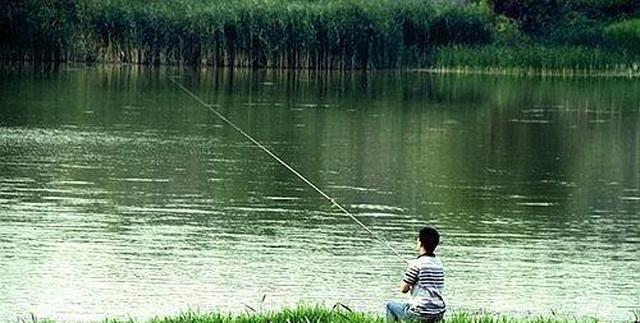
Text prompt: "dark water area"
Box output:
[[0, 67, 639, 321]]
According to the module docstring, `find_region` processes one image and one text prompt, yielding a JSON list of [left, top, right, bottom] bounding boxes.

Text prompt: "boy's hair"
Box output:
[[418, 227, 440, 254]]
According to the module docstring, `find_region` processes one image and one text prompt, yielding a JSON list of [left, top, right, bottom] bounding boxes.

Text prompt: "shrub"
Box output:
[[603, 18, 640, 53], [487, 0, 563, 35], [566, 0, 640, 20], [493, 14, 530, 46], [546, 12, 608, 46], [430, 4, 496, 47]]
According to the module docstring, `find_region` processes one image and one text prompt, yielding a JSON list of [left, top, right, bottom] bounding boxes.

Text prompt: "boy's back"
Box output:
[[403, 254, 446, 317], [385, 227, 445, 322]]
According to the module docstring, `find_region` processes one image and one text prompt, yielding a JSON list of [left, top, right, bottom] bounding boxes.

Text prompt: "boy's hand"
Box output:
[[400, 281, 412, 294]]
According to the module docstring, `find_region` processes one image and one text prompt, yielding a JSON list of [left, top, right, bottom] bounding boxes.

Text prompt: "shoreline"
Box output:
[[419, 66, 640, 78], [2, 61, 640, 79], [20, 305, 638, 323], [3, 1, 639, 72]]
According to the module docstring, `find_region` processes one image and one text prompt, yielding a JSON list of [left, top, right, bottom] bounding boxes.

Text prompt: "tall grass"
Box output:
[[0, 0, 490, 69], [2, 0, 639, 71], [603, 18, 640, 54], [433, 45, 640, 75]]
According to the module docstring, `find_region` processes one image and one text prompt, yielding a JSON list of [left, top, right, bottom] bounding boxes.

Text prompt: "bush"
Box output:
[[566, 0, 640, 20], [430, 4, 496, 46], [546, 12, 608, 46], [488, 0, 563, 35], [603, 18, 640, 53], [493, 14, 530, 46]]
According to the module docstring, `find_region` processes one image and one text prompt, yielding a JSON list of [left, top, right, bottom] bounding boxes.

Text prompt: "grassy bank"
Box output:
[[78, 306, 634, 323], [1, 0, 639, 71], [432, 45, 640, 75]]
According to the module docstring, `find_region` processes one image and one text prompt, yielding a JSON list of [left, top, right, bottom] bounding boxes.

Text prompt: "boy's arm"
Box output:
[[401, 262, 419, 293]]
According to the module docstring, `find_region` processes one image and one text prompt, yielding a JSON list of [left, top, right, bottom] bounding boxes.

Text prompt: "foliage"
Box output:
[[434, 45, 639, 72], [391, 0, 438, 65], [0, 0, 80, 61], [430, 4, 496, 46], [487, 0, 639, 37], [96, 306, 612, 323], [1, 0, 453, 68], [2, 0, 640, 72], [565, 0, 640, 20], [486, 0, 563, 35], [493, 15, 530, 46], [603, 18, 640, 53], [545, 12, 608, 46]]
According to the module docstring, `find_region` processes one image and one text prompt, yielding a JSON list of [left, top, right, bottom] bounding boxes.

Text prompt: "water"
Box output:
[[0, 67, 639, 322]]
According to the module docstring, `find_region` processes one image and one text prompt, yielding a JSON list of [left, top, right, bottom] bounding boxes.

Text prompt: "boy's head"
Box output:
[[416, 227, 440, 255]]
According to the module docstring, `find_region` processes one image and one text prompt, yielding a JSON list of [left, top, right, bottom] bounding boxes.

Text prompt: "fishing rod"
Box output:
[[169, 76, 408, 264]]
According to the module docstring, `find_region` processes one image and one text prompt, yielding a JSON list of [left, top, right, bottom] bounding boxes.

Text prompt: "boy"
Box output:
[[385, 227, 446, 322]]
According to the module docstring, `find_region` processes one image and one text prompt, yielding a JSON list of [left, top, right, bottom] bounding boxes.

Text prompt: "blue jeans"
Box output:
[[385, 300, 414, 321]]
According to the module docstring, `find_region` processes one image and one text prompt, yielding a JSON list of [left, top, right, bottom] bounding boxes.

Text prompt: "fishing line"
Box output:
[[169, 76, 408, 264]]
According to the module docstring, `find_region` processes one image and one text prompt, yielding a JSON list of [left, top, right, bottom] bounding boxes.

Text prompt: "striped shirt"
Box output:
[[403, 253, 446, 317]]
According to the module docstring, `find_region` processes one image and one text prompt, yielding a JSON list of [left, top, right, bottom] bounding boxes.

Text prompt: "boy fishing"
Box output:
[[385, 227, 446, 322]]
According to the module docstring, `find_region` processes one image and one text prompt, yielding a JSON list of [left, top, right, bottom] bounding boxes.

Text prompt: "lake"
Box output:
[[0, 67, 638, 321]]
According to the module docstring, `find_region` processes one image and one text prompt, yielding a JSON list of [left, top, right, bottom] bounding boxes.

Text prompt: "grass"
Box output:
[[1, 0, 462, 69], [431, 45, 640, 76], [91, 305, 632, 323], [603, 18, 640, 53], [19, 305, 636, 323], [1, 0, 640, 72]]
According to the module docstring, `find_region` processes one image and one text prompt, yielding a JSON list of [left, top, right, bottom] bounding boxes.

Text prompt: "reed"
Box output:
[[433, 45, 640, 74], [1, 0, 639, 71], [1, 0, 491, 68]]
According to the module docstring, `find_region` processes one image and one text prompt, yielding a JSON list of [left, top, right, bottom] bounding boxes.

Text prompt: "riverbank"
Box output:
[[1, 0, 639, 71], [36, 306, 633, 323], [432, 46, 640, 76]]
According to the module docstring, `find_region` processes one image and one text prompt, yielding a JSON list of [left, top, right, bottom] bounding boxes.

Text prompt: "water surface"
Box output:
[[0, 67, 639, 321]]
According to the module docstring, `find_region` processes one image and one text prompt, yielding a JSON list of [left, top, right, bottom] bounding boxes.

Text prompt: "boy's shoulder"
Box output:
[[412, 255, 444, 268]]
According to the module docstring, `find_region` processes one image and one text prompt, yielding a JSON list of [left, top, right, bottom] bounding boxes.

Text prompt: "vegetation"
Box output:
[[1, 0, 640, 71], [603, 18, 640, 53], [433, 45, 639, 74], [94, 306, 619, 323], [1, 0, 461, 68]]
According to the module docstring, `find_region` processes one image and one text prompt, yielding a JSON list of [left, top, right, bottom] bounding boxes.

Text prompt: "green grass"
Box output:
[[17, 305, 639, 323], [2, 0, 640, 72], [432, 45, 640, 75], [92, 306, 624, 323], [2, 0, 465, 68], [603, 18, 640, 53]]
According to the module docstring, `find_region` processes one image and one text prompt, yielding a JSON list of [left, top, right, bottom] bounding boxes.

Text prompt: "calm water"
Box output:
[[0, 67, 639, 322]]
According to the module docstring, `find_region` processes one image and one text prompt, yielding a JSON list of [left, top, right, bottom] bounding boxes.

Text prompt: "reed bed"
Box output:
[[433, 45, 640, 74], [1, 0, 489, 69], [1, 0, 639, 71]]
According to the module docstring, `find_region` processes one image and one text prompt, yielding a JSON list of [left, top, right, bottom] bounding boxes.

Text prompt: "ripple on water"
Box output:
[[328, 184, 394, 195], [117, 206, 224, 216], [349, 204, 405, 212], [516, 202, 557, 207]]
